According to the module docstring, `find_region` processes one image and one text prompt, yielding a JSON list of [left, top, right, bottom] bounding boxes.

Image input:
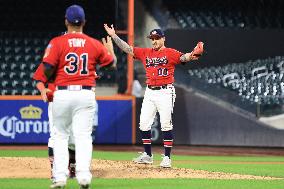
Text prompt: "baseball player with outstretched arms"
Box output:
[[42, 5, 116, 189], [104, 24, 203, 168]]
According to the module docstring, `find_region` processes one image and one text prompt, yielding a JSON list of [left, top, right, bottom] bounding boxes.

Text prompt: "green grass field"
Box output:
[[0, 149, 284, 189]]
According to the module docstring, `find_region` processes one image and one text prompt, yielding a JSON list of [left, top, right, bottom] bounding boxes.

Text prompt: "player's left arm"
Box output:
[[180, 53, 199, 62], [180, 42, 204, 63]]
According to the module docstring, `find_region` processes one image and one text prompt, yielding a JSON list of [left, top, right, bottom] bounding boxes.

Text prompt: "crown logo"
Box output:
[[19, 105, 43, 119]]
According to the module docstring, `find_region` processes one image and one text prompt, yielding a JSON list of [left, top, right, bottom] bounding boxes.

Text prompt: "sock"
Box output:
[[141, 130, 152, 156], [48, 147, 54, 179], [48, 147, 54, 168], [68, 148, 76, 165], [163, 130, 173, 158]]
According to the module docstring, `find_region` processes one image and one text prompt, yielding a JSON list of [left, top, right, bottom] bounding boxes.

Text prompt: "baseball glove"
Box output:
[[191, 42, 204, 58]]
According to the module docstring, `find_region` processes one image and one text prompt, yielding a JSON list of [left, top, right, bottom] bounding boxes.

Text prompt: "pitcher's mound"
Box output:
[[0, 157, 280, 180]]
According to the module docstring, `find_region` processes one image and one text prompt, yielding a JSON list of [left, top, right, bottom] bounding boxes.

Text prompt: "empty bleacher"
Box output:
[[144, 0, 284, 29], [188, 56, 284, 115]]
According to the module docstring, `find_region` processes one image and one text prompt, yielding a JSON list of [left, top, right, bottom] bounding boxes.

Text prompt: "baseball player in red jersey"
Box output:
[[33, 63, 78, 180], [43, 5, 116, 189], [104, 24, 202, 168]]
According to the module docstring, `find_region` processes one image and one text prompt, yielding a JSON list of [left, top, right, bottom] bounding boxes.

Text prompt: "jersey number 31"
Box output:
[[64, 52, 89, 75]]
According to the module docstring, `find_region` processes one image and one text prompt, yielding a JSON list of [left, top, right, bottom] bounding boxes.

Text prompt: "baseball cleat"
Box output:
[[160, 155, 171, 168], [50, 181, 66, 189], [79, 179, 90, 189], [133, 152, 153, 164]]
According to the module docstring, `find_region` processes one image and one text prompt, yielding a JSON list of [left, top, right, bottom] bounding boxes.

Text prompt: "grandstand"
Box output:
[[187, 56, 284, 115], [144, 0, 284, 29]]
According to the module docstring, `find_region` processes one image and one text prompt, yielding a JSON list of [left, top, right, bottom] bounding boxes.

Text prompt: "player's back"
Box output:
[[43, 33, 111, 86]]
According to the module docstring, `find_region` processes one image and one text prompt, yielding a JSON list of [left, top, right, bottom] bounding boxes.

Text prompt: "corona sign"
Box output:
[[0, 100, 49, 143]]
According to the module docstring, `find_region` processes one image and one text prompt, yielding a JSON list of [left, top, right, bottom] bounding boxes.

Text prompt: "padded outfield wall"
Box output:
[[173, 85, 284, 147], [0, 96, 136, 144]]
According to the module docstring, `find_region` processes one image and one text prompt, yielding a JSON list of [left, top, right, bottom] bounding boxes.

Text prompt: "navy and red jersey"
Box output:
[[43, 32, 113, 86], [133, 47, 183, 86], [32, 63, 55, 102]]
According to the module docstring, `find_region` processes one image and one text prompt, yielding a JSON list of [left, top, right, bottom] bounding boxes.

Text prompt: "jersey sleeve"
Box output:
[[32, 63, 48, 83], [42, 38, 60, 66], [170, 48, 183, 65], [133, 47, 145, 61], [96, 41, 114, 67]]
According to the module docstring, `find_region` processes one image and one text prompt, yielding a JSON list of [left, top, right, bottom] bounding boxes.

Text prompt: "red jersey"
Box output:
[[133, 47, 183, 86], [43, 33, 113, 86], [33, 63, 56, 102]]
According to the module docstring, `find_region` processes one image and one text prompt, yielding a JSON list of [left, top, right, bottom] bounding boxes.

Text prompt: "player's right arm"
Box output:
[[41, 37, 61, 81], [43, 62, 56, 82], [102, 36, 117, 69], [104, 24, 134, 56], [36, 81, 51, 102], [32, 63, 51, 102]]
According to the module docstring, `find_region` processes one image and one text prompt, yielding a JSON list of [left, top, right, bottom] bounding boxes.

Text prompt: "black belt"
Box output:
[[57, 86, 93, 90], [147, 84, 168, 90]]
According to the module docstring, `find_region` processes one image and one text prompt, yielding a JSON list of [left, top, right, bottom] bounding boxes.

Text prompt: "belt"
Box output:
[[147, 84, 168, 90], [57, 86, 93, 90]]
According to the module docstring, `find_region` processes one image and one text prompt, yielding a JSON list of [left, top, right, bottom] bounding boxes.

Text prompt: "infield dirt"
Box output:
[[0, 157, 281, 180]]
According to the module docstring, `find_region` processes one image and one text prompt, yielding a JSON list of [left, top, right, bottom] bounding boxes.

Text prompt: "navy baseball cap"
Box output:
[[147, 29, 165, 39], [65, 5, 85, 24]]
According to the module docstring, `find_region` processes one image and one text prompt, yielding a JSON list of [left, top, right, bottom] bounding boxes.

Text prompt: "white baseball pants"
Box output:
[[47, 102, 75, 150], [139, 85, 176, 131], [52, 89, 96, 184]]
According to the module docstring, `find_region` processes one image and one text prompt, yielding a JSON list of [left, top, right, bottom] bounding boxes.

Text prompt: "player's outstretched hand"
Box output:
[[102, 36, 114, 54], [106, 36, 114, 52], [189, 53, 200, 61], [187, 42, 204, 61], [102, 37, 107, 48], [191, 42, 204, 58], [104, 24, 116, 37], [102, 36, 117, 70]]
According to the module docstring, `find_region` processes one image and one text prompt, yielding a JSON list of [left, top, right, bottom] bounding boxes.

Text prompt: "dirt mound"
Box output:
[[0, 157, 280, 180]]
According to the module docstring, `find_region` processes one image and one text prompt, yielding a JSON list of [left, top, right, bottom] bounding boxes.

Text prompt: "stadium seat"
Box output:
[[152, 0, 284, 29], [189, 56, 284, 106]]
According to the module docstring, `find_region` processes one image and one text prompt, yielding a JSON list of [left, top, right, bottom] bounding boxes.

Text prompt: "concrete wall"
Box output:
[[173, 85, 284, 147]]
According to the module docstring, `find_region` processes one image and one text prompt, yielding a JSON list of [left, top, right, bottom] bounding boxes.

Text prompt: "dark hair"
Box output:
[[67, 20, 84, 27]]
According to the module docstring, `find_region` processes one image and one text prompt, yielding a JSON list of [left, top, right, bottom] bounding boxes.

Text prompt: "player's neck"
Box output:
[[67, 26, 83, 34], [154, 46, 166, 51]]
